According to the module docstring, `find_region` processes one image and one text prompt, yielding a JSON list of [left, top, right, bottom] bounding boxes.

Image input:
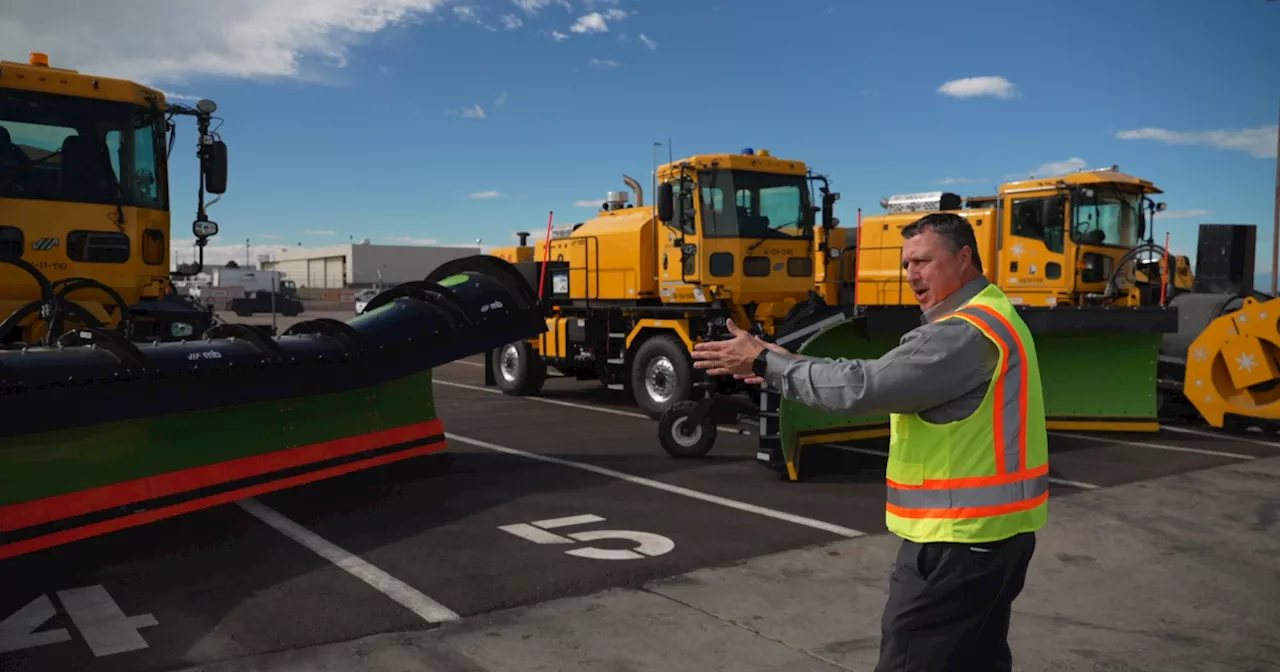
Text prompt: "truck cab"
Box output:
[[853, 166, 1166, 310], [0, 51, 226, 345], [654, 148, 840, 335]]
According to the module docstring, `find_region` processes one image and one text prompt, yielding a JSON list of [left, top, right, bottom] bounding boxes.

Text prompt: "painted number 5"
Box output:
[[498, 514, 675, 560]]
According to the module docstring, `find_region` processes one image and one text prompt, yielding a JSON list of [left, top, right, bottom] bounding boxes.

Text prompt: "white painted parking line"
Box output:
[[433, 378, 751, 435], [236, 498, 460, 624], [1051, 432, 1255, 460], [819, 444, 1102, 490], [447, 432, 866, 539], [1160, 424, 1280, 449]]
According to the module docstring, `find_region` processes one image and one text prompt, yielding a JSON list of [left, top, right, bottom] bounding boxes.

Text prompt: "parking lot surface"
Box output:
[[2, 353, 1278, 672]]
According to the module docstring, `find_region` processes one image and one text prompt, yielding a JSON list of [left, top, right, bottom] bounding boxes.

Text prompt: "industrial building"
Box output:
[[261, 242, 483, 289]]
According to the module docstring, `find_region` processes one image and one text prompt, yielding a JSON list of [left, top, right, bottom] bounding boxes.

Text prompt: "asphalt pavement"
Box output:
[[2, 352, 1278, 672]]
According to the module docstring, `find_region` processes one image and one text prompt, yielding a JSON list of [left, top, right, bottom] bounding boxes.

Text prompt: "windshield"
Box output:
[[1072, 188, 1142, 248], [697, 169, 811, 240], [0, 88, 168, 210]]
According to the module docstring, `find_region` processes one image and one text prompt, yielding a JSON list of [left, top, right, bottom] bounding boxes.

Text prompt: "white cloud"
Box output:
[[934, 177, 988, 186], [494, 92, 509, 108], [588, 58, 619, 69], [513, 0, 572, 15], [453, 5, 497, 31], [258, 233, 285, 239], [549, 30, 569, 41], [158, 90, 203, 102], [571, 12, 609, 33], [937, 76, 1017, 100], [1157, 209, 1212, 219], [574, 199, 604, 207], [1115, 125, 1278, 159], [383, 235, 439, 245], [170, 239, 293, 269], [455, 103, 487, 119], [1015, 158, 1087, 179], [500, 14, 523, 29], [639, 33, 657, 49], [305, 229, 338, 235], [0, 0, 455, 85], [470, 190, 503, 199]]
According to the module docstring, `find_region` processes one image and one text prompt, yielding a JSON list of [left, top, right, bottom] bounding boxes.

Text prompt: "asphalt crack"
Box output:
[[640, 587, 861, 671]]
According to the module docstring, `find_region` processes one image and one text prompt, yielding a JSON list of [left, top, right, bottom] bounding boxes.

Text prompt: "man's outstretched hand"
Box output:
[[691, 318, 795, 385]]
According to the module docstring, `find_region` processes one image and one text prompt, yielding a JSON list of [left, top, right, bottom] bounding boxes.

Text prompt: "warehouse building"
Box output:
[[261, 242, 483, 289]]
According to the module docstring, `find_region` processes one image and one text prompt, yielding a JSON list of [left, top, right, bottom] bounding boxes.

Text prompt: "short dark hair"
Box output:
[[901, 212, 983, 274]]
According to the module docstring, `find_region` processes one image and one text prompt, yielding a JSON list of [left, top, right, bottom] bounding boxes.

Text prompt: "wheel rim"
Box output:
[[499, 344, 520, 382], [670, 417, 702, 447], [644, 356, 677, 405]]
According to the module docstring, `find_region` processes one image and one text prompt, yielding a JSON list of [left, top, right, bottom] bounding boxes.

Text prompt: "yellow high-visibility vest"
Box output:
[[885, 283, 1049, 544]]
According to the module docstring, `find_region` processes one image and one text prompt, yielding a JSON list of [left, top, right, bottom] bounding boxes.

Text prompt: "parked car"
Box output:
[[354, 288, 379, 314]]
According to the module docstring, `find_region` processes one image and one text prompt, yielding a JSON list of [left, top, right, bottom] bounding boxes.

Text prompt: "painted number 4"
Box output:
[[499, 514, 675, 560], [0, 585, 157, 658]]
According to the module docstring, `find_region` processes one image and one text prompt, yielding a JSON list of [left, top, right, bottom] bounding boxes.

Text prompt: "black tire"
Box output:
[[492, 340, 546, 396], [630, 334, 694, 419], [657, 400, 717, 458]]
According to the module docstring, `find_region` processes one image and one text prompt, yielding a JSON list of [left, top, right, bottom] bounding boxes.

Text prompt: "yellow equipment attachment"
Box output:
[[1153, 224, 1280, 432], [1181, 294, 1280, 428]]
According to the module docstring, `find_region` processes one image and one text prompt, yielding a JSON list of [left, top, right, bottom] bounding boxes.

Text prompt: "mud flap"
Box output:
[[0, 255, 546, 559]]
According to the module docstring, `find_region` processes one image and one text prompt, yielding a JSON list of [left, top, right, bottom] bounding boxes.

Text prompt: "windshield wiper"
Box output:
[[0, 149, 63, 192], [99, 153, 127, 232], [745, 218, 801, 253]]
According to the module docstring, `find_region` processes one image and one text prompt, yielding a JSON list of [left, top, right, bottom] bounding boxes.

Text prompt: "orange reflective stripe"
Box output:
[[886, 490, 1049, 520], [969, 303, 1032, 472], [886, 301, 1042, 519], [886, 463, 1049, 490], [946, 304, 1030, 475]]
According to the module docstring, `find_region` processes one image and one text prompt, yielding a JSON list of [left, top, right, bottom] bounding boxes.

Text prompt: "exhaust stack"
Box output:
[[622, 174, 644, 207]]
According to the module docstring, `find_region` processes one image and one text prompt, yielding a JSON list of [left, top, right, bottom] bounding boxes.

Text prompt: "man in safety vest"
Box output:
[[691, 212, 1047, 671]]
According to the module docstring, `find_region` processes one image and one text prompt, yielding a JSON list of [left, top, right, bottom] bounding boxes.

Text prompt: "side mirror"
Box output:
[[657, 182, 674, 222], [193, 218, 219, 239], [1042, 194, 1066, 227], [822, 191, 840, 229], [203, 140, 228, 194]]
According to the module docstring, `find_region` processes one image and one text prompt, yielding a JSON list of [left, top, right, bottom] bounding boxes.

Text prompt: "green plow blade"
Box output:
[[769, 306, 1176, 481]]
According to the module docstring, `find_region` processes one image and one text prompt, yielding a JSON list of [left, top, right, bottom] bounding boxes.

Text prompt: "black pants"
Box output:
[[874, 532, 1036, 672]]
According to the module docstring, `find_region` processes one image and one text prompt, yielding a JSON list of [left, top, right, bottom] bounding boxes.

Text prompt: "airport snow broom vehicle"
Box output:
[[1152, 223, 1280, 433], [485, 148, 840, 419], [660, 166, 1186, 477], [0, 52, 548, 559]]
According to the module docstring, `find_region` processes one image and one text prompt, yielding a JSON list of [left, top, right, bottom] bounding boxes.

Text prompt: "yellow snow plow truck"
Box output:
[[485, 148, 840, 418]]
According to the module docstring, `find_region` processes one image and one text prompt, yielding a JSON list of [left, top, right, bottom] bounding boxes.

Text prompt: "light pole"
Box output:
[[1273, 102, 1279, 295]]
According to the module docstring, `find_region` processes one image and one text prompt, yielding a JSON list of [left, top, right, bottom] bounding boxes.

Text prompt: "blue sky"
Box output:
[[4, 0, 1279, 271]]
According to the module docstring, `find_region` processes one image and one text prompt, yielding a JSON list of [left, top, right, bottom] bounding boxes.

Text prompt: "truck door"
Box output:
[[997, 192, 1069, 305], [659, 177, 703, 294]]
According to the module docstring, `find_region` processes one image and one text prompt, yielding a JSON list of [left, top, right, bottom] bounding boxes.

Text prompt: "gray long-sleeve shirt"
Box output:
[[762, 276, 1000, 424]]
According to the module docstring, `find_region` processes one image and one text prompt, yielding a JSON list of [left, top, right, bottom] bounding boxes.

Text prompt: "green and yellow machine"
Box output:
[[0, 52, 547, 559], [657, 168, 1184, 479]]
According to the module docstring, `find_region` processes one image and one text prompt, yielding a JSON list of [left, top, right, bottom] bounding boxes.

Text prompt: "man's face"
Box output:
[[901, 229, 970, 311]]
